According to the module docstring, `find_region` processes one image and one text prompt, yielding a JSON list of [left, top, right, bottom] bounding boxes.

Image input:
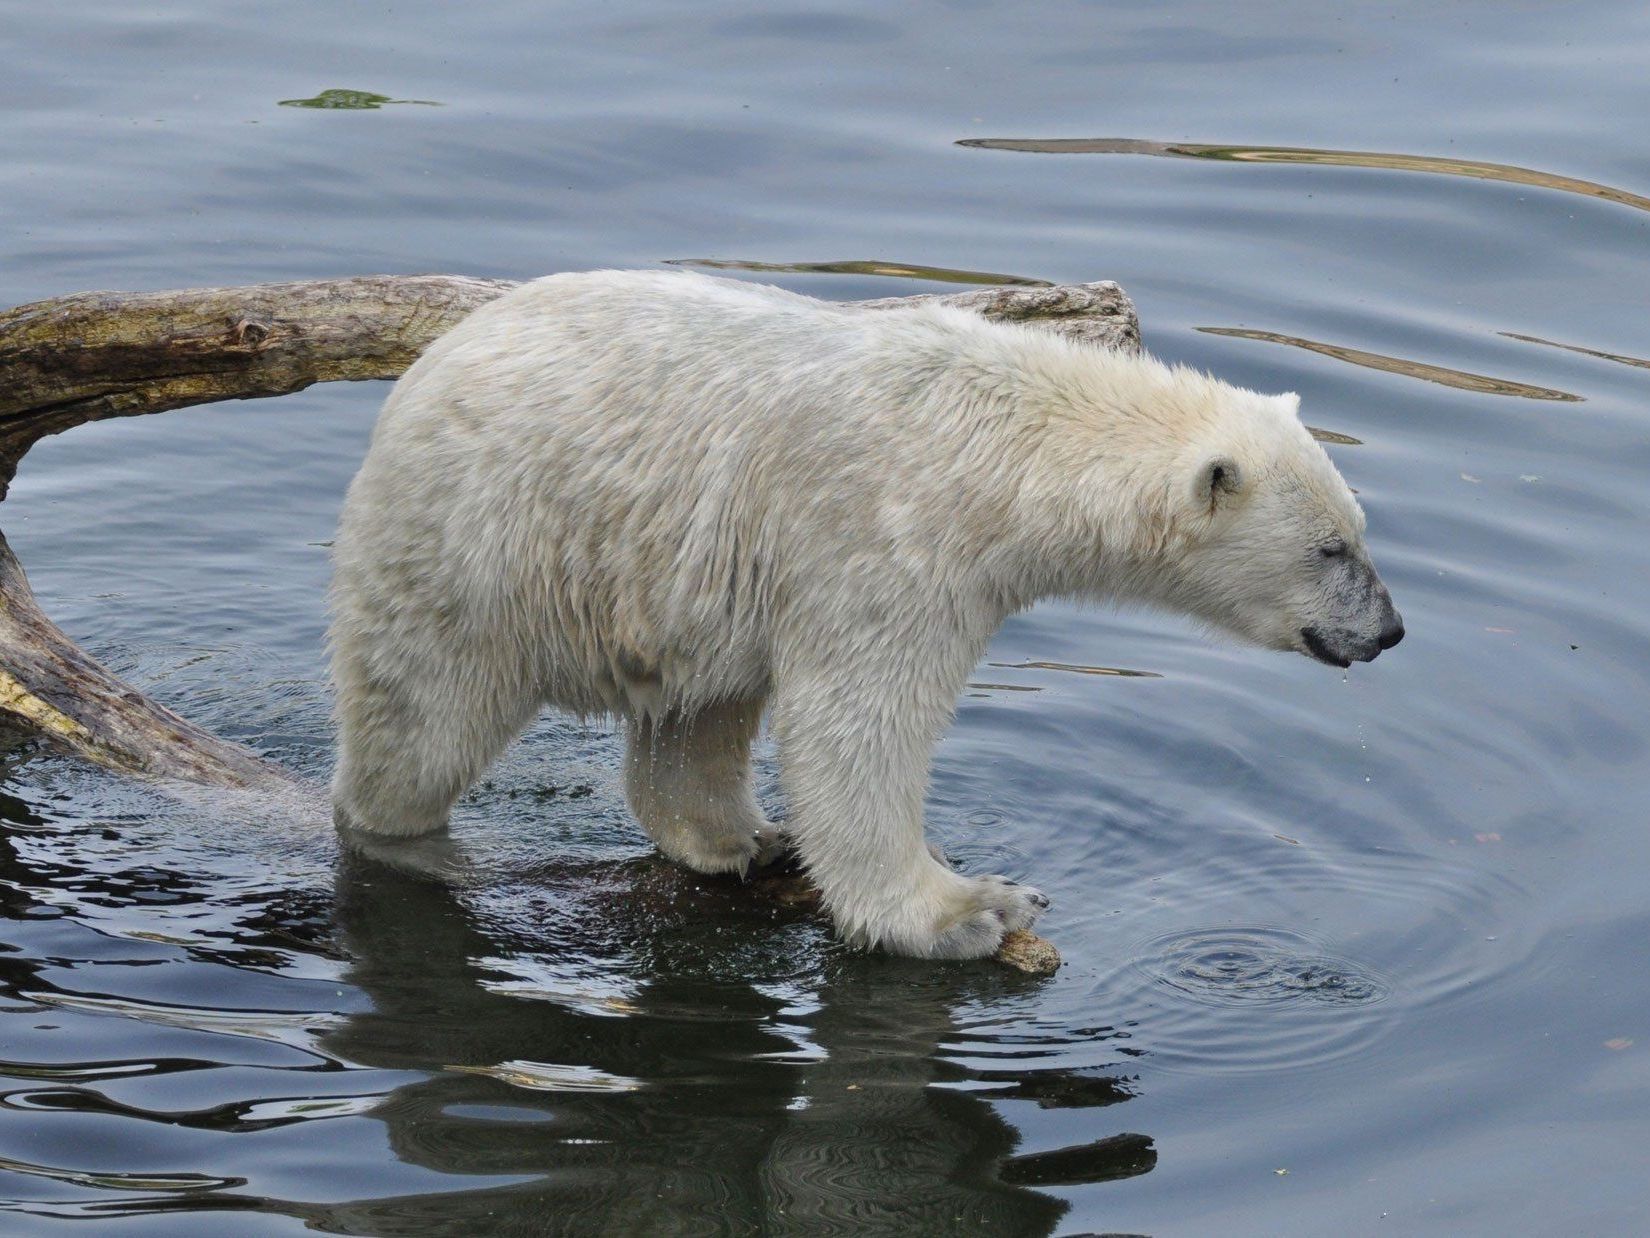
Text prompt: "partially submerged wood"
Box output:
[[0, 532, 281, 786], [0, 275, 518, 489], [0, 271, 1140, 963], [856, 279, 1140, 354]]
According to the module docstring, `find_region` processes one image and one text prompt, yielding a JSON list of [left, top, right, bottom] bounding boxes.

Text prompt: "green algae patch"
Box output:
[[278, 89, 441, 110]]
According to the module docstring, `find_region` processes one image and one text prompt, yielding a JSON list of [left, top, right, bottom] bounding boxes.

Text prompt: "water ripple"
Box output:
[[1092, 926, 1396, 1075], [444, 1060, 644, 1093], [1135, 926, 1391, 1008], [0, 1152, 242, 1193], [22, 991, 344, 1056]]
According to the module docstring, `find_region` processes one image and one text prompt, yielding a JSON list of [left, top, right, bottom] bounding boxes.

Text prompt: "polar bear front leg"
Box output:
[[624, 698, 782, 875], [771, 661, 1049, 959]]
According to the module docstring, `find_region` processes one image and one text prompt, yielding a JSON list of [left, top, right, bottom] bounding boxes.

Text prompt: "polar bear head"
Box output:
[[1142, 390, 1404, 668]]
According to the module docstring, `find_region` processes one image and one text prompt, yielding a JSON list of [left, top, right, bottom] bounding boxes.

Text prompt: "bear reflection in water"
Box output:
[[306, 846, 1153, 1235]]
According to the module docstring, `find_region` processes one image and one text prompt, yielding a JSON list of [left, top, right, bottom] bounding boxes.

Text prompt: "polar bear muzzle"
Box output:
[[1300, 561, 1405, 667]]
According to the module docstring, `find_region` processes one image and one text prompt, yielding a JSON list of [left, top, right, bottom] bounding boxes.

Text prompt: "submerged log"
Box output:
[[0, 272, 1139, 961]]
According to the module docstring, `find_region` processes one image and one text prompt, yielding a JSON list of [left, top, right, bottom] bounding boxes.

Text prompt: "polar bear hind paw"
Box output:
[[654, 823, 789, 878]]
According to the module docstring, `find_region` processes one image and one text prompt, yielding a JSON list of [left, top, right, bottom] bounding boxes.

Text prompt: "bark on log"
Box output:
[[0, 273, 1139, 792], [0, 275, 519, 490]]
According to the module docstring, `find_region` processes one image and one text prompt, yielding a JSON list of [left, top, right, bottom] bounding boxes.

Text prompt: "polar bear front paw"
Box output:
[[925, 873, 1051, 959], [845, 867, 1050, 959]]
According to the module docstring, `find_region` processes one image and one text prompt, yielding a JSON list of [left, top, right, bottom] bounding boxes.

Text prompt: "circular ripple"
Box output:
[[1101, 925, 1397, 1076], [1138, 926, 1391, 1010]]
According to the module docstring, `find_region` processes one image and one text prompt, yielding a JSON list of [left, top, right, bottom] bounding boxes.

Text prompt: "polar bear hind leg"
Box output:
[[332, 629, 546, 839]]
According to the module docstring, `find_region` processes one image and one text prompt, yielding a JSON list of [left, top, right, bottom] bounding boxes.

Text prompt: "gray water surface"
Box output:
[[3, 2, 1649, 1234]]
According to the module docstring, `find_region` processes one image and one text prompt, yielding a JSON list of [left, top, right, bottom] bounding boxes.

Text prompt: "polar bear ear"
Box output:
[[1198, 455, 1245, 511], [1276, 392, 1302, 417]]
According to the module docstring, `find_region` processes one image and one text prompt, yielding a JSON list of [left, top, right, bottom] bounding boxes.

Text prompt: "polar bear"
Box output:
[[329, 270, 1402, 958]]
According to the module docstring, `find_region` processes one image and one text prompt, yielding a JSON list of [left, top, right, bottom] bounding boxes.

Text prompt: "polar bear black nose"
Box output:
[[1377, 617, 1405, 651]]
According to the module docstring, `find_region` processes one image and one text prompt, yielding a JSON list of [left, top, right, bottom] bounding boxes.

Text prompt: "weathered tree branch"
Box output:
[[0, 274, 1139, 785], [855, 279, 1140, 352], [0, 276, 520, 487]]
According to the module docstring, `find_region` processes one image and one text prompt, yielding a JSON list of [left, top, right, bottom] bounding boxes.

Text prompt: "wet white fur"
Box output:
[[329, 269, 1372, 958]]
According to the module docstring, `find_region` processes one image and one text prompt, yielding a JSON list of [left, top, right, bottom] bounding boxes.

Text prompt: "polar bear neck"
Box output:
[[875, 308, 1306, 610]]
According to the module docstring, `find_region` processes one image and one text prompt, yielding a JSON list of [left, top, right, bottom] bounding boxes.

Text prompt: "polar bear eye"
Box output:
[[1319, 539, 1348, 560]]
